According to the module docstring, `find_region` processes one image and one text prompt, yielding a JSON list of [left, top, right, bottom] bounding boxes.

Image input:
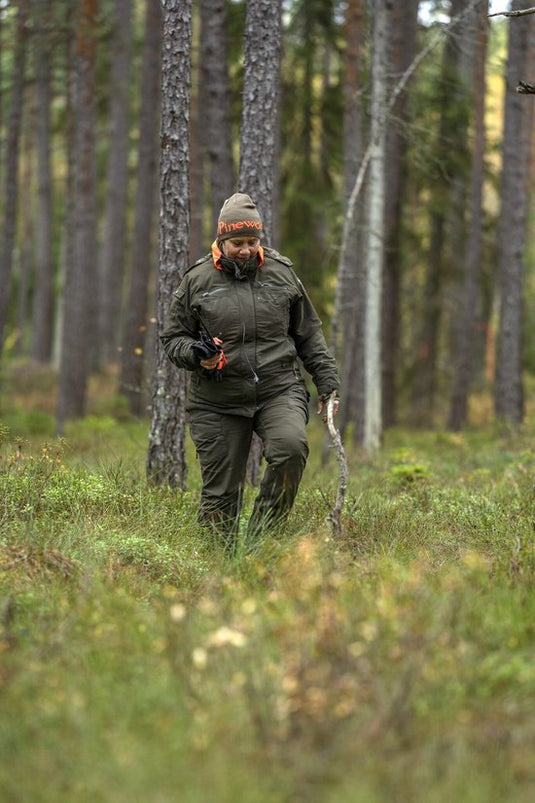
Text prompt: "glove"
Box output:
[[191, 333, 227, 382], [191, 333, 221, 363]]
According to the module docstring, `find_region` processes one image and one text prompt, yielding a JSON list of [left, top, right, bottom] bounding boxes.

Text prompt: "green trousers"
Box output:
[[188, 388, 309, 536]]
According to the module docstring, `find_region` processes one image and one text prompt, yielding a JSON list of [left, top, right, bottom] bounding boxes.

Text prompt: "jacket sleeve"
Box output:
[[160, 280, 199, 371], [289, 273, 340, 398]]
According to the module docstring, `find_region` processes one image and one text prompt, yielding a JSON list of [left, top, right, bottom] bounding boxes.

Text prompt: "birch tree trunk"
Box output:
[[119, 0, 162, 416], [494, 0, 535, 426], [56, 0, 98, 429], [97, 0, 132, 366], [362, 0, 389, 453], [146, 0, 192, 487], [238, 0, 282, 485], [0, 0, 28, 356], [31, 0, 55, 363]]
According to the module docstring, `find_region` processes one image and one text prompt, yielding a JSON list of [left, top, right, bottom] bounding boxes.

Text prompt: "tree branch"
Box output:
[[333, 0, 483, 354], [489, 6, 535, 17], [517, 79, 535, 93], [489, 9, 535, 93]]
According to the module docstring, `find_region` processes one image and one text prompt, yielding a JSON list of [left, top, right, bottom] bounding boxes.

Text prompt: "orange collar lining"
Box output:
[[211, 240, 264, 270]]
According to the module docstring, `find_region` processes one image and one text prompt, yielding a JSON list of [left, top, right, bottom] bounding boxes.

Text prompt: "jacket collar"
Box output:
[[211, 240, 264, 271]]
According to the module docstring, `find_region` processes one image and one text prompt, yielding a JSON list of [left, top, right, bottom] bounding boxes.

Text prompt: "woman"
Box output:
[[161, 193, 339, 541]]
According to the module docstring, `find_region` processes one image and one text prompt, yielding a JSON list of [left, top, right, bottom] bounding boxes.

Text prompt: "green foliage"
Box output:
[[388, 447, 432, 484], [0, 408, 55, 436], [3, 416, 535, 801], [277, 0, 345, 316]]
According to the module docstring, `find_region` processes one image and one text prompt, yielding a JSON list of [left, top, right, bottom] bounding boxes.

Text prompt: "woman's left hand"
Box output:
[[317, 390, 339, 423]]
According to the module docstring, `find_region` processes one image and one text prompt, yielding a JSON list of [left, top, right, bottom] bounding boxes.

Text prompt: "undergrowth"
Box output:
[[2, 400, 535, 801]]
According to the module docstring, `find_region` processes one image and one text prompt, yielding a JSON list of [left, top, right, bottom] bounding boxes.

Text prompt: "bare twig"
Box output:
[[333, 0, 482, 353], [489, 9, 535, 92], [326, 395, 348, 537], [489, 6, 535, 17], [517, 79, 535, 93]]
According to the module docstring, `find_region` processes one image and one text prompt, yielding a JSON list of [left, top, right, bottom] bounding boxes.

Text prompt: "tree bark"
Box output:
[[238, 0, 282, 243], [54, 1, 77, 370], [238, 0, 282, 485], [0, 0, 28, 356], [494, 0, 535, 425], [189, 5, 205, 260], [362, 0, 389, 453], [16, 126, 33, 356], [97, 0, 132, 366], [119, 0, 162, 416], [56, 0, 98, 429], [201, 0, 234, 235], [381, 0, 418, 427], [448, 0, 488, 431], [410, 0, 469, 426], [30, 0, 55, 363], [146, 0, 192, 487], [337, 0, 365, 440]]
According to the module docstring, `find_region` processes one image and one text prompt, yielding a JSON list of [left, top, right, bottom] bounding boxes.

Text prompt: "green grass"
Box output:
[[2, 390, 535, 801]]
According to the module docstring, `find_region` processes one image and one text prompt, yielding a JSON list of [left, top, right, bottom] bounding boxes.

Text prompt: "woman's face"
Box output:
[[221, 236, 261, 264]]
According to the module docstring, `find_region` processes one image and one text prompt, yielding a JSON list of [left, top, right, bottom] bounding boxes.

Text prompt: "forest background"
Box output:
[[4, 2, 535, 801], [0, 0, 532, 450]]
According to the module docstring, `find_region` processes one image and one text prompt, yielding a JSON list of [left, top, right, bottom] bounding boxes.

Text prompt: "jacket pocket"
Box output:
[[287, 384, 310, 424], [254, 283, 291, 337]]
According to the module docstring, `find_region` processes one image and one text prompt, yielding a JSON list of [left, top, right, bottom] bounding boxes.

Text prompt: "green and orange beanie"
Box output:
[[217, 193, 263, 241]]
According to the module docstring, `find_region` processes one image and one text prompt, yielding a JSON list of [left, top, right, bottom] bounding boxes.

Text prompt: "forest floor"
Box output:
[[2, 361, 535, 802]]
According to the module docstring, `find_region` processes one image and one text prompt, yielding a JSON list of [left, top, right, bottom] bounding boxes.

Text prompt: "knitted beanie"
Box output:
[[217, 193, 263, 241]]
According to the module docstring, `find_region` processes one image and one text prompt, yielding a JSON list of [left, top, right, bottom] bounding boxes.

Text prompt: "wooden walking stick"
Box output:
[[326, 393, 348, 537]]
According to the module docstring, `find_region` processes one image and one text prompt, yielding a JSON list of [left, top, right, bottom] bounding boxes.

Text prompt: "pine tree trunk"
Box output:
[[31, 0, 55, 363], [337, 0, 365, 441], [119, 0, 162, 416], [494, 0, 535, 426], [238, 0, 281, 242], [56, 0, 98, 429], [238, 0, 282, 485], [201, 0, 234, 234], [54, 1, 77, 370], [16, 126, 33, 355], [189, 12, 205, 261], [97, 0, 132, 366], [146, 0, 192, 487], [381, 0, 418, 428], [0, 0, 28, 356], [410, 0, 468, 426], [448, 0, 488, 431]]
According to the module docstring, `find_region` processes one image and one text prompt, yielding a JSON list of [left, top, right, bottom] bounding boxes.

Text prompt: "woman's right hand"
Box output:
[[200, 353, 221, 370]]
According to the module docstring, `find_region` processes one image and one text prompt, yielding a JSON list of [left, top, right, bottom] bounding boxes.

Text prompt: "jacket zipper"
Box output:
[[234, 280, 259, 387], [248, 275, 259, 386]]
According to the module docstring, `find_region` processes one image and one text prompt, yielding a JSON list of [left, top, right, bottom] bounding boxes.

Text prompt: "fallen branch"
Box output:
[[326, 394, 348, 537]]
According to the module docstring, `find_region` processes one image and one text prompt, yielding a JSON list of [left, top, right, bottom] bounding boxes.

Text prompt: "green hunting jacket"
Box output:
[[160, 243, 340, 417]]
